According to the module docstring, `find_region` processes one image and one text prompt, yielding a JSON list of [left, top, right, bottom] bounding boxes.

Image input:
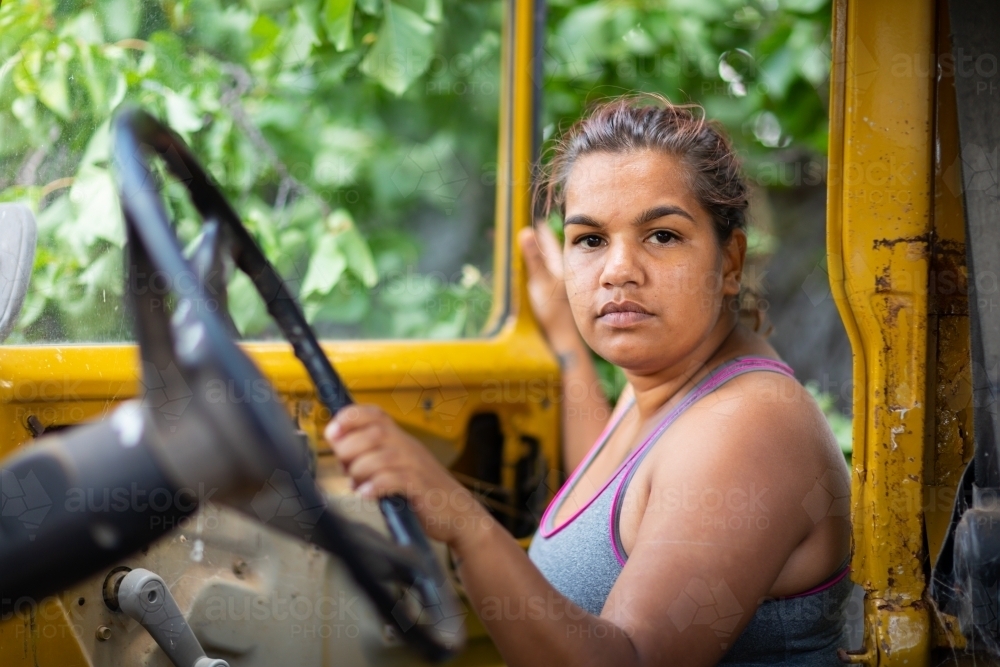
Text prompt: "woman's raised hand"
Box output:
[[324, 405, 492, 550], [518, 224, 577, 348]]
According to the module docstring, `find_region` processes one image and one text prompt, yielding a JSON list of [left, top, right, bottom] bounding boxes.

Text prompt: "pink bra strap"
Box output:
[[538, 396, 636, 537], [777, 564, 851, 600]]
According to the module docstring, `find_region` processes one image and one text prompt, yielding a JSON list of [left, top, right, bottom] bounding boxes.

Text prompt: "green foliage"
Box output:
[[806, 381, 853, 459], [542, 0, 832, 175], [1, 0, 500, 342], [1, 0, 831, 345]]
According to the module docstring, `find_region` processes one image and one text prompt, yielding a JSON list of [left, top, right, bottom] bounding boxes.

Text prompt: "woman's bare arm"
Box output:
[[452, 516, 640, 667], [520, 226, 611, 471], [448, 375, 823, 667]]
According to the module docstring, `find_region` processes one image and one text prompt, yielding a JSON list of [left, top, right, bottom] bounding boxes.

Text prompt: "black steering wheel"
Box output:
[[110, 107, 465, 661]]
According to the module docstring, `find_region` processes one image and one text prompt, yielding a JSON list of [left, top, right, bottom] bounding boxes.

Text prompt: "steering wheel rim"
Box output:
[[110, 106, 465, 662]]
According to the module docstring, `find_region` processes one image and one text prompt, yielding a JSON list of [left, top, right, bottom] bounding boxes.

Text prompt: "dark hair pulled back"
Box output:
[[534, 93, 749, 244]]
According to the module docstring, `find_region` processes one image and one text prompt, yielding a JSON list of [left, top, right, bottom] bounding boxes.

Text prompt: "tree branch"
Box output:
[[219, 64, 330, 218]]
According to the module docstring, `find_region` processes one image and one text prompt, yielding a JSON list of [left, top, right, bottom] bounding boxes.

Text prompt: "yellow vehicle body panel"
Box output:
[[829, 0, 972, 663]]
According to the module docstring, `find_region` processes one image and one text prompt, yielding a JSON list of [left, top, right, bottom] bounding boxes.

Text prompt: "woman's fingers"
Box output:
[[346, 448, 400, 487], [520, 225, 564, 281], [327, 422, 384, 464], [354, 471, 407, 499], [518, 227, 548, 279], [325, 403, 386, 441], [535, 223, 564, 279]]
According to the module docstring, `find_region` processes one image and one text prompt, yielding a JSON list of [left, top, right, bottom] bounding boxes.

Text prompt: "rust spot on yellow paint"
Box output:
[[876, 268, 892, 292], [872, 234, 930, 251]]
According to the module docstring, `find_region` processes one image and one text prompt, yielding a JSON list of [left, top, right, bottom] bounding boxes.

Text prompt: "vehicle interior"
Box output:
[[1, 0, 999, 665]]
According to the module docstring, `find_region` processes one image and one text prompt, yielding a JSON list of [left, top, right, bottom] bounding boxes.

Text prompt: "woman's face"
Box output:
[[561, 149, 745, 375]]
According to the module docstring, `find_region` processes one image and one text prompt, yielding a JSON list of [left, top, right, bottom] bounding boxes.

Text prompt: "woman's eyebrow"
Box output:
[[563, 213, 602, 228], [632, 204, 695, 225], [564, 205, 695, 228]]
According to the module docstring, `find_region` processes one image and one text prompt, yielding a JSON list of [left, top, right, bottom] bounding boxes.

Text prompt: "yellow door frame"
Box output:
[[829, 0, 972, 663]]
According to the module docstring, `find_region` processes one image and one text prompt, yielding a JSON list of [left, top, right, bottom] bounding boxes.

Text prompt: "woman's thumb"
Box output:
[[519, 228, 545, 276], [535, 224, 564, 278]]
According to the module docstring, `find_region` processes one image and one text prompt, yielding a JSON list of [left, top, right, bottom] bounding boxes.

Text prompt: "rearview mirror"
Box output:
[[0, 204, 37, 342]]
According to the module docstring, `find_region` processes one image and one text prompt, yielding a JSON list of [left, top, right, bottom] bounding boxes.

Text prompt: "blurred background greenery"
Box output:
[[0, 0, 848, 452]]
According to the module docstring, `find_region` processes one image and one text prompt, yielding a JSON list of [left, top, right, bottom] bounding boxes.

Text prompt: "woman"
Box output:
[[325, 95, 852, 665]]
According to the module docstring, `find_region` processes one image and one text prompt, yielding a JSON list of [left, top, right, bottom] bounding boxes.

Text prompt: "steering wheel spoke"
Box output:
[[187, 220, 241, 338]]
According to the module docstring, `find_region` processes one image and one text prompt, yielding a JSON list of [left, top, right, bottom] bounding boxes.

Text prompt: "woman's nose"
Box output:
[[599, 240, 643, 288]]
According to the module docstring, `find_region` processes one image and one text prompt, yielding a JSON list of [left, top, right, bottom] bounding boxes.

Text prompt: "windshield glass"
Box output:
[[0, 0, 503, 343]]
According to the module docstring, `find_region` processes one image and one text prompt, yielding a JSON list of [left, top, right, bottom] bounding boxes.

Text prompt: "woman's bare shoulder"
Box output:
[[726, 374, 839, 484], [667, 367, 840, 479]]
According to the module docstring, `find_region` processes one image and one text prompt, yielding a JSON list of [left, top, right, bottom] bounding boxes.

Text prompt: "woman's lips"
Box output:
[[598, 311, 654, 327], [597, 301, 654, 327]]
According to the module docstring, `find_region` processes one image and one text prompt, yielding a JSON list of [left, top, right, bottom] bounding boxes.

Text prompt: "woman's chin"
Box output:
[[590, 344, 663, 375]]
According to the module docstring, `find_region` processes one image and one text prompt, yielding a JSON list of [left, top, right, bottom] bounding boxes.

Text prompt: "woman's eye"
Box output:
[[651, 230, 678, 244], [576, 234, 603, 248]]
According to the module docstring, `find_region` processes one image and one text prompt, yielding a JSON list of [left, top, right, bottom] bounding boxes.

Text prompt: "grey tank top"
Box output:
[[528, 356, 852, 665]]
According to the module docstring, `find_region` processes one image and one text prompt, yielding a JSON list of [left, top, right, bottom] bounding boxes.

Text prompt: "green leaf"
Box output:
[[36, 193, 72, 236], [301, 232, 347, 297], [96, 0, 140, 41], [311, 125, 372, 186], [245, 0, 295, 13], [78, 249, 123, 295], [423, 0, 442, 24], [15, 285, 47, 332], [304, 281, 369, 324], [327, 209, 379, 286], [324, 0, 355, 51], [40, 49, 71, 119], [163, 89, 203, 135], [759, 46, 797, 100], [66, 166, 124, 248], [249, 14, 282, 62], [227, 271, 271, 336], [357, 0, 382, 16], [14, 36, 73, 119], [79, 120, 110, 171], [62, 10, 103, 44], [359, 1, 434, 95], [78, 46, 126, 115]]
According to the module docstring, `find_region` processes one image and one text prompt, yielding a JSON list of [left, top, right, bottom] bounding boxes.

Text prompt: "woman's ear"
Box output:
[[722, 228, 747, 296]]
